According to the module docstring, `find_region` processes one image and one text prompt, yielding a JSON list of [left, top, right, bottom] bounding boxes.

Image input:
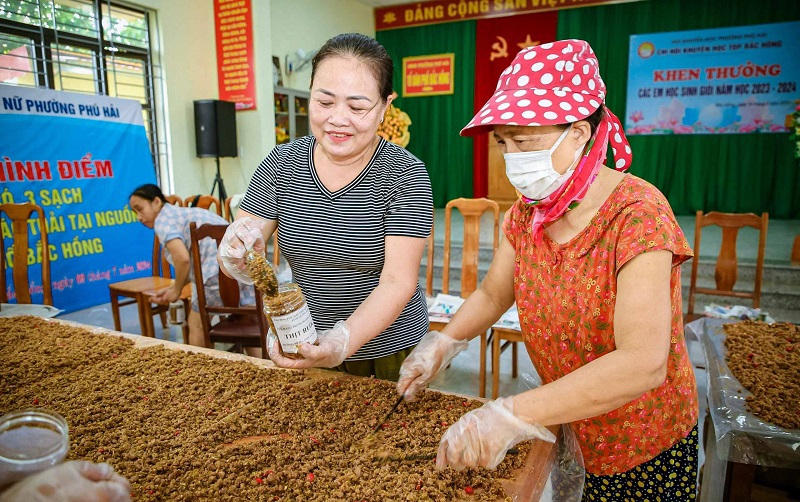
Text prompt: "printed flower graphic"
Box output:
[[629, 111, 644, 123], [738, 96, 774, 127], [657, 99, 686, 131]]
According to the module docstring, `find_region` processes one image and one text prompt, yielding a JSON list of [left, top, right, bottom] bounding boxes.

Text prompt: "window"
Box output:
[[0, 0, 162, 179]]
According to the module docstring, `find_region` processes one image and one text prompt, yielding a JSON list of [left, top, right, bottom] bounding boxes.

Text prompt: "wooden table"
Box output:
[[20, 318, 575, 501], [108, 276, 189, 338]]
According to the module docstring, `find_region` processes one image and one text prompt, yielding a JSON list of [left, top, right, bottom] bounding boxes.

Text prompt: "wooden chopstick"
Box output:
[[376, 447, 519, 462]]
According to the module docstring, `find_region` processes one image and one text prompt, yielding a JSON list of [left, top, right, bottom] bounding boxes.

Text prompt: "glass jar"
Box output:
[[168, 300, 185, 325], [263, 283, 317, 358], [0, 409, 69, 488]]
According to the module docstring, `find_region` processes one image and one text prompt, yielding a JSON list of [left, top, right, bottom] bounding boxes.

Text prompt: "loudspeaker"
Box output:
[[193, 99, 237, 158]]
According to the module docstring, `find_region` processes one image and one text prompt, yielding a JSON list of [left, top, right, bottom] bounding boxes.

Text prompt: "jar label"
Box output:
[[271, 303, 316, 353], [169, 302, 185, 325]]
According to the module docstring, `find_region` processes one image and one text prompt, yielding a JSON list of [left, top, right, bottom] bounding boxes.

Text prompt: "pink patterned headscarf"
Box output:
[[461, 40, 632, 236]]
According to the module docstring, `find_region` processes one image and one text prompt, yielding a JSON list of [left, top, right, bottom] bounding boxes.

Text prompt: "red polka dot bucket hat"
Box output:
[[461, 39, 607, 135]]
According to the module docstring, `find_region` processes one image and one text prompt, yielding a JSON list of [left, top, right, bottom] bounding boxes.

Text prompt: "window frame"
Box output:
[[0, 0, 161, 180]]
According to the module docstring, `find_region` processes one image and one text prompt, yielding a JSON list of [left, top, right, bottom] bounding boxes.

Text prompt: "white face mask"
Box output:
[[503, 125, 585, 201]]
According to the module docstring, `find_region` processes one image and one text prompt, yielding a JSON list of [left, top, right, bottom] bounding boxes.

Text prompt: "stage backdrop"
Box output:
[[626, 21, 799, 135], [378, 21, 477, 207], [556, 0, 800, 218], [473, 11, 558, 199], [378, 0, 800, 217], [1, 84, 157, 313]]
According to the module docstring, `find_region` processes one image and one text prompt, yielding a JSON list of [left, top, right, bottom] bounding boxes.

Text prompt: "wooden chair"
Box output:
[[491, 325, 523, 399], [424, 210, 435, 297], [108, 197, 190, 340], [223, 196, 233, 222], [184, 194, 222, 216], [431, 198, 500, 398], [189, 222, 268, 356], [0, 203, 53, 305], [686, 211, 768, 323], [267, 230, 281, 269], [164, 194, 184, 206], [108, 234, 192, 340], [223, 196, 280, 266]]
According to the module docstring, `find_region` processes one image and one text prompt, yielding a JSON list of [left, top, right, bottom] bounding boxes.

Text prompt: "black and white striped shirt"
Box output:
[[240, 136, 433, 360]]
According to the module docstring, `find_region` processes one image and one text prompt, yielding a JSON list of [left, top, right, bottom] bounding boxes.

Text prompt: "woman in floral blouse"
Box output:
[[397, 40, 699, 501]]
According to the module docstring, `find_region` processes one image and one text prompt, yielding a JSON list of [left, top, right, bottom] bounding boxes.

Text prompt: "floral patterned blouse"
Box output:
[[503, 174, 698, 476]]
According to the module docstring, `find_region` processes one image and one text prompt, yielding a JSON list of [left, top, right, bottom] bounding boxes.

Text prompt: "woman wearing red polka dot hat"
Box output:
[[398, 40, 699, 500]]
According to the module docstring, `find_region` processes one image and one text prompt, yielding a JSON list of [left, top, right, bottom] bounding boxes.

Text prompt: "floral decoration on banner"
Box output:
[[627, 97, 788, 135], [377, 93, 412, 148], [790, 101, 800, 159]]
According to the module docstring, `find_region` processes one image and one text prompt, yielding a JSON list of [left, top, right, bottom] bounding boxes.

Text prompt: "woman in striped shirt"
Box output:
[[218, 33, 433, 381]]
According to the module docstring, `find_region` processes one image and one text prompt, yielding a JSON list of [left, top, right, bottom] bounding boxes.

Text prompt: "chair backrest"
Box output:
[[223, 196, 235, 222], [688, 210, 768, 314], [425, 211, 435, 297], [164, 194, 184, 206], [184, 195, 222, 216], [189, 222, 267, 346], [268, 229, 281, 269], [442, 198, 500, 298], [0, 202, 53, 305], [151, 235, 172, 278]]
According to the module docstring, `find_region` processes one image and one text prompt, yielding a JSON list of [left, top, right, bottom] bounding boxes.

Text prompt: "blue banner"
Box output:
[[625, 21, 800, 135], [1, 85, 157, 313]]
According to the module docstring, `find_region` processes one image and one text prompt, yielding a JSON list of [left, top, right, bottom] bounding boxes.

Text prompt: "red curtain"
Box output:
[[472, 12, 558, 198]]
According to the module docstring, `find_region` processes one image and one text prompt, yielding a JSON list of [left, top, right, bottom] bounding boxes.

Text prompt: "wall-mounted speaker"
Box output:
[[193, 99, 237, 158]]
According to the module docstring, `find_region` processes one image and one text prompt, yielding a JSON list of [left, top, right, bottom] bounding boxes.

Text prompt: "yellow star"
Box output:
[[518, 35, 539, 49]]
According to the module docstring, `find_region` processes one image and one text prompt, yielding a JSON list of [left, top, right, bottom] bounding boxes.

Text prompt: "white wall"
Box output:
[[133, 0, 374, 199], [270, 0, 375, 91]]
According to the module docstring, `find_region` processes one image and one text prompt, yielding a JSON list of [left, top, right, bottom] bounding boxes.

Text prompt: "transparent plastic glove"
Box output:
[[436, 396, 555, 471], [0, 461, 131, 502], [396, 330, 468, 401], [267, 321, 350, 369], [218, 217, 267, 285]]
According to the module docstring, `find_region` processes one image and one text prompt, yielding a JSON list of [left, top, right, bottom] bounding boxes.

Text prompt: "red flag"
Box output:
[[472, 12, 558, 198]]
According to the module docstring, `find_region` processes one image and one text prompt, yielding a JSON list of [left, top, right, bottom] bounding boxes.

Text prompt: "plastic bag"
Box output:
[[500, 372, 585, 502], [702, 303, 775, 323], [686, 317, 800, 467]]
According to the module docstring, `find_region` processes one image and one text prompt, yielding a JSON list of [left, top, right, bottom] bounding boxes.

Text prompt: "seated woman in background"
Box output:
[[129, 184, 256, 351]]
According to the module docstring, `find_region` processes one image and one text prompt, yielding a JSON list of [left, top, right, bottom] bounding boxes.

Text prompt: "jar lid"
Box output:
[[0, 409, 69, 465]]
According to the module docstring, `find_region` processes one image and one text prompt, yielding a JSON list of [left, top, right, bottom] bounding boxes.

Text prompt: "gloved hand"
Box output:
[[0, 460, 131, 502], [267, 321, 350, 369], [396, 330, 468, 401], [436, 396, 555, 471], [218, 217, 267, 285]]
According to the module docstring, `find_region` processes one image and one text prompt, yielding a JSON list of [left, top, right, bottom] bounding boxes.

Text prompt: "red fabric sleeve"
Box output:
[[614, 189, 693, 272]]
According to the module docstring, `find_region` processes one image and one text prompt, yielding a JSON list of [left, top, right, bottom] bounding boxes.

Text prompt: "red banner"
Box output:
[[402, 54, 455, 97], [376, 0, 640, 31], [472, 11, 558, 197], [214, 0, 256, 111]]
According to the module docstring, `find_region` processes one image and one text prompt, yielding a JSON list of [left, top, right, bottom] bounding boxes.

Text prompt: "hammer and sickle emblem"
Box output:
[[490, 36, 508, 61]]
